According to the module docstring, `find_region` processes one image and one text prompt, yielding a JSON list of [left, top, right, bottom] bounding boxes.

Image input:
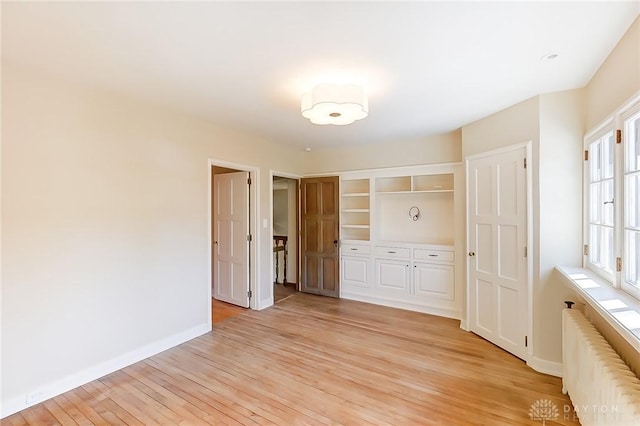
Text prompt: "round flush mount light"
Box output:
[[540, 52, 559, 61], [301, 84, 368, 125]]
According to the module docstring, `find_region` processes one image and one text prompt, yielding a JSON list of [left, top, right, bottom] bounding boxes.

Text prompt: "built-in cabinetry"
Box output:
[[340, 164, 462, 319]]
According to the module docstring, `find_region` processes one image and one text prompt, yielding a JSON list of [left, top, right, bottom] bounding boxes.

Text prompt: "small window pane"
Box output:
[[603, 226, 615, 273], [626, 113, 640, 173], [625, 230, 640, 288], [603, 178, 615, 226], [590, 182, 601, 224], [627, 172, 640, 229], [603, 133, 615, 179], [590, 225, 601, 265], [590, 140, 601, 182]]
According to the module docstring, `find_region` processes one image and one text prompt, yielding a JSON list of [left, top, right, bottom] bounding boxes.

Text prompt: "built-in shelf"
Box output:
[[377, 189, 453, 195], [413, 174, 453, 192], [376, 173, 454, 193], [341, 178, 371, 241], [376, 176, 411, 193]]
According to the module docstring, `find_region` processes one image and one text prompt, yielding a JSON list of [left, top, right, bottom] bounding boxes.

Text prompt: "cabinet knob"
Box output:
[[468, 252, 476, 257]]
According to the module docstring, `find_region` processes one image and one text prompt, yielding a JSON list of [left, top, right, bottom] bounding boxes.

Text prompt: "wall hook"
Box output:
[[409, 206, 420, 221]]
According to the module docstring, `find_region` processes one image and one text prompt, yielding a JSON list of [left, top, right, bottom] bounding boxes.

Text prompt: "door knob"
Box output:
[[468, 252, 476, 257]]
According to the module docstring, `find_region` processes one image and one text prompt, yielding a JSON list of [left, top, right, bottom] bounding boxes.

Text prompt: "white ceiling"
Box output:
[[3, 1, 639, 150]]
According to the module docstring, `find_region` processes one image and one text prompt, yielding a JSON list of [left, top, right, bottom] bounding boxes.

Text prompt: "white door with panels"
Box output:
[[214, 171, 250, 308], [467, 145, 529, 360]]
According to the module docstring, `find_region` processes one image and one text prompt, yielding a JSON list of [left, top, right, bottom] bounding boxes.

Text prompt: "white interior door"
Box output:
[[214, 171, 250, 308], [467, 145, 528, 360]]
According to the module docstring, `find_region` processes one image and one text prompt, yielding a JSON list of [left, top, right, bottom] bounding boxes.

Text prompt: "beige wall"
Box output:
[[537, 90, 586, 362], [586, 15, 640, 130], [1, 63, 305, 412], [305, 130, 462, 174]]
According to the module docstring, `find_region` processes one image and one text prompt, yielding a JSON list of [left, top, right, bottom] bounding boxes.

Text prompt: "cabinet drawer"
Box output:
[[342, 244, 371, 255], [375, 246, 411, 259], [414, 248, 454, 263]]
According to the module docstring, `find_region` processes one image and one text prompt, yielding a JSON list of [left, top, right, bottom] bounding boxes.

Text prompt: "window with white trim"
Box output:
[[585, 97, 640, 300], [622, 105, 640, 298]]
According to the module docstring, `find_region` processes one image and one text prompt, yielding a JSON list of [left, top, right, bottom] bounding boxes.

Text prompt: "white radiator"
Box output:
[[562, 308, 640, 425]]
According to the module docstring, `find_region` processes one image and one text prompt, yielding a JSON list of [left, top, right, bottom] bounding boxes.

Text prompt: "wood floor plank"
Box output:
[[4, 293, 579, 425], [1, 412, 30, 426], [44, 396, 85, 426], [82, 381, 145, 426], [68, 386, 125, 425]]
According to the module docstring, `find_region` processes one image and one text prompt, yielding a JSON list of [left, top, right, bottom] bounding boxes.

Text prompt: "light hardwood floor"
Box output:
[[4, 293, 579, 425], [212, 298, 247, 324]]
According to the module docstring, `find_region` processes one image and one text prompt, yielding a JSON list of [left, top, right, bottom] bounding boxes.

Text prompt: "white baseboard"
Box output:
[[257, 297, 274, 310], [341, 292, 461, 320], [459, 319, 468, 331], [528, 356, 562, 377], [1, 323, 211, 419]]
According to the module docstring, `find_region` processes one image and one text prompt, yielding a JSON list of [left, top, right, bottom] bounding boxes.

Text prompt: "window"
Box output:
[[623, 107, 640, 298], [585, 97, 640, 300]]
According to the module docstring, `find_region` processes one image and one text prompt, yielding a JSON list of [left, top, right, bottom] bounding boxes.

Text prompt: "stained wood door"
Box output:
[[213, 171, 250, 308], [467, 145, 528, 360], [301, 177, 340, 297]]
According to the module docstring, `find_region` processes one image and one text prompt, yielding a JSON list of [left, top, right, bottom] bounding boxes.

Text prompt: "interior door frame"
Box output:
[[464, 141, 533, 362], [208, 159, 260, 325], [269, 170, 302, 301]]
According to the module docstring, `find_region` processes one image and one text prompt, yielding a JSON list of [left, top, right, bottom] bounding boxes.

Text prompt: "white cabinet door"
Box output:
[[413, 262, 454, 301], [375, 258, 410, 298], [341, 256, 370, 289]]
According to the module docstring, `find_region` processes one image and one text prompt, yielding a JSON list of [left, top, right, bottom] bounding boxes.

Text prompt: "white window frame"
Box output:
[[620, 102, 640, 300], [584, 93, 640, 301], [584, 123, 616, 283]]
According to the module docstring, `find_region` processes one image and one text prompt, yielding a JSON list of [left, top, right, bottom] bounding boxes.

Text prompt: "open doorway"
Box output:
[[210, 161, 258, 325], [272, 175, 299, 303]]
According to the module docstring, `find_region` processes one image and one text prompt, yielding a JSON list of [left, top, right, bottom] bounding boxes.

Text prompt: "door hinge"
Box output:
[[525, 336, 528, 347], [247, 234, 252, 242], [524, 246, 527, 258], [247, 177, 252, 185], [584, 150, 589, 161], [616, 129, 622, 144], [248, 290, 252, 299], [523, 158, 527, 169], [616, 257, 622, 272], [583, 244, 589, 256]]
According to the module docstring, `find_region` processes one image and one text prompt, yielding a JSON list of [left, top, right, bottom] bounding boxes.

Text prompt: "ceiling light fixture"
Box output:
[[540, 52, 559, 61], [301, 84, 368, 125]]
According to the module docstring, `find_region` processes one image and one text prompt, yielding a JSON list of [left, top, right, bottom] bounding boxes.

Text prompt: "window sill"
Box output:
[[555, 266, 640, 353]]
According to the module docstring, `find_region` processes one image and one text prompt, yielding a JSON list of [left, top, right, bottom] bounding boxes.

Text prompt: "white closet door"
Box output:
[[213, 172, 250, 308], [467, 145, 528, 360]]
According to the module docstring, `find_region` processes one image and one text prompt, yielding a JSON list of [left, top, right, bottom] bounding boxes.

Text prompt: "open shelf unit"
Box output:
[[341, 178, 370, 241], [375, 173, 454, 194]]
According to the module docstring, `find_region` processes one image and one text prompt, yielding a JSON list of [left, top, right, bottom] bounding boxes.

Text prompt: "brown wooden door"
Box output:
[[300, 177, 340, 297]]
